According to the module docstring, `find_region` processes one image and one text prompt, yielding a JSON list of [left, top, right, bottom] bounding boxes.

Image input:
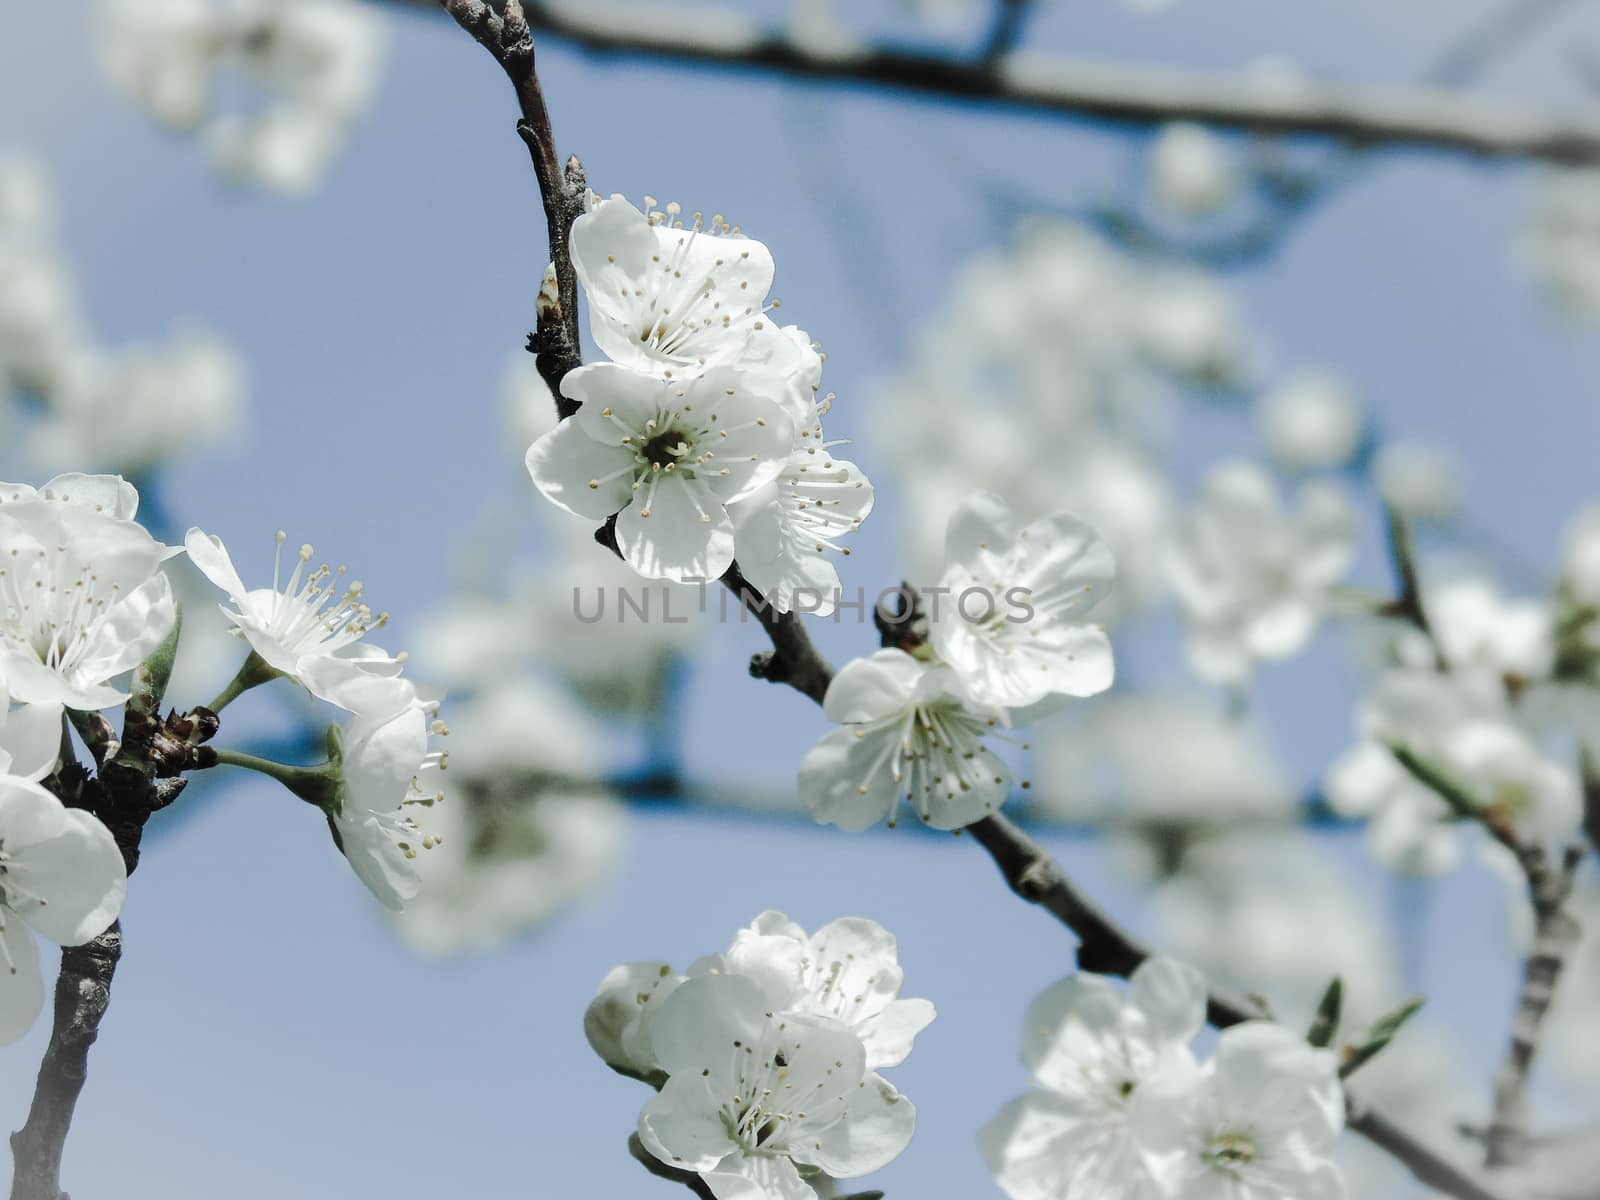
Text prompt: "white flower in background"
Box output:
[[391, 679, 624, 957], [1132, 1022, 1345, 1200], [24, 330, 244, 476], [1372, 441, 1460, 522], [0, 152, 55, 243], [927, 492, 1115, 710], [529, 362, 795, 581], [1150, 833, 1402, 1028], [569, 197, 806, 401], [185, 525, 406, 705], [1036, 693, 1295, 828], [979, 958, 1206, 1200], [94, 0, 386, 193], [0, 775, 127, 1044], [637, 973, 916, 1200], [1150, 123, 1235, 217], [1170, 462, 1355, 686], [798, 649, 1011, 831], [323, 681, 448, 911], [1325, 741, 1460, 876], [0, 474, 179, 711], [1424, 576, 1552, 681], [1255, 370, 1363, 472], [1562, 505, 1600, 607], [1136, 273, 1246, 386], [1520, 168, 1600, 322], [0, 240, 87, 397], [716, 911, 936, 1070]]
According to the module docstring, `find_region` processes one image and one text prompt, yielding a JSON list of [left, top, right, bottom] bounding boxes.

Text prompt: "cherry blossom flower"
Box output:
[[1170, 462, 1355, 686], [528, 362, 796, 581], [1255, 371, 1363, 472], [1325, 741, 1461, 876], [927, 492, 1115, 710], [979, 958, 1207, 1200], [798, 649, 1011, 831], [568, 196, 802, 388], [0, 700, 64, 783], [0, 775, 127, 1044], [636, 973, 916, 1200], [184, 526, 405, 707], [1131, 1022, 1346, 1200], [1150, 123, 1235, 217], [1373, 441, 1460, 522], [586, 960, 686, 1081], [1424, 576, 1553, 681], [0, 474, 179, 711], [714, 911, 936, 1071]]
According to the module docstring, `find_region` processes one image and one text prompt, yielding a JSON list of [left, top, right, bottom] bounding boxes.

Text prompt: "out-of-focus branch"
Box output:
[[400, 0, 1600, 164]]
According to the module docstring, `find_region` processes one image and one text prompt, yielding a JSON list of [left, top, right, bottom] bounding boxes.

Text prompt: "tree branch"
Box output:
[[439, 15, 1512, 1199], [403, 0, 1600, 164]]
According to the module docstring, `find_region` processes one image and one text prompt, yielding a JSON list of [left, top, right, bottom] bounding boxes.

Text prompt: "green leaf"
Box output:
[[1340, 996, 1425, 1079], [1306, 977, 1343, 1049]]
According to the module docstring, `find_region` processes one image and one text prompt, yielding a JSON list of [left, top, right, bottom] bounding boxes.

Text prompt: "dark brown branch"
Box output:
[[399, 0, 1600, 164], [438, 15, 1511, 1200]]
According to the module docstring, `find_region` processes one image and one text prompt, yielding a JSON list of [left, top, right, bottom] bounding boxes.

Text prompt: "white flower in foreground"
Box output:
[[530, 362, 796, 581], [586, 960, 686, 1080], [569, 196, 803, 391], [637, 973, 916, 1200], [799, 649, 1010, 831], [0, 474, 179, 711], [717, 911, 936, 1070], [1255, 371, 1363, 472], [0, 701, 64, 783], [1170, 462, 1354, 686], [323, 681, 448, 911], [979, 958, 1207, 1200], [185, 526, 403, 705], [1132, 1022, 1346, 1200], [928, 492, 1115, 710], [1151, 123, 1235, 217], [0, 775, 127, 1044]]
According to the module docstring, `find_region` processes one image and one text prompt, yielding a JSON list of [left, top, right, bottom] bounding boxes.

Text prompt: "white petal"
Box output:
[[821, 649, 922, 724], [72, 571, 179, 692], [857, 997, 936, 1069], [38, 473, 140, 520], [4, 798, 126, 946], [808, 1072, 917, 1177], [0, 702, 63, 782], [702, 1153, 813, 1200], [638, 1075, 736, 1173], [1022, 973, 1124, 1093], [182, 527, 248, 601], [0, 913, 44, 1046], [1129, 957, 1207, 1047], [525, 418, 637, 520], [945, 491, 1022, 568], [615, 476, 735, 582], [647, 974, 767, 1080], [798, 726, 901, 833]]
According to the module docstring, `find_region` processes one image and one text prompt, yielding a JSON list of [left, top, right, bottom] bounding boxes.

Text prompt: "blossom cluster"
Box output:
[[527, 196, 873, 610], [1, 152, 243, 476], [800, 491, 1115, 831], [93, 0, 386, 193], [981, 958, 1346, 1200], [586, 911, 930, 1200]]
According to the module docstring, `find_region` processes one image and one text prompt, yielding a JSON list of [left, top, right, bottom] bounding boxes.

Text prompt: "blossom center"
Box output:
[[0, 545, 121, 673], [1204, 1130, 1259, 1169]]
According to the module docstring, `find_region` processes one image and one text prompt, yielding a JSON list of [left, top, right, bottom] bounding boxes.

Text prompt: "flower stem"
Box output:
[[207, 650, 283, 714], [211, 747, 335, 809]]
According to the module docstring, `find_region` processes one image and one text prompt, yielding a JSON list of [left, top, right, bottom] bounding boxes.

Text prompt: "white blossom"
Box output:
[[528, 363, 795, 582], [0, 701, 63, 783], [712, 911, 936, 1071], [637, 972, 916, 1200], [1325, 740, 1461, 876], [1425, 576, 1552, 681], [1255, 371, 1363, 472], [798, 649, 1011, 831], [1170, 462, 1354, 686], [0, 474, 179, 712], [927, 492, 1115, 710], [322, 677, 448, 911], [1520, 167, 1600, 321], [1136, 274, 1247, 386], [1150, 123, 1235, 217], [979, 958, 1207, 1200], [0, 775, 127, 1044], [94, 0, 386, 193], [1372, 441, 1460, 522], [184, 525, 405, 707], [1562, 505, 1600, 607], [1131, 1021, 1345, 1200]]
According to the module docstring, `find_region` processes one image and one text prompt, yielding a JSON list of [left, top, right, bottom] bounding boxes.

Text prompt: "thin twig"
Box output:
[[400, 0, 1600, 163]]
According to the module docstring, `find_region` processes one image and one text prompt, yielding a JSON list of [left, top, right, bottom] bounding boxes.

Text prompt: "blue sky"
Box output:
[[4, 1, 1600, 1196]]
